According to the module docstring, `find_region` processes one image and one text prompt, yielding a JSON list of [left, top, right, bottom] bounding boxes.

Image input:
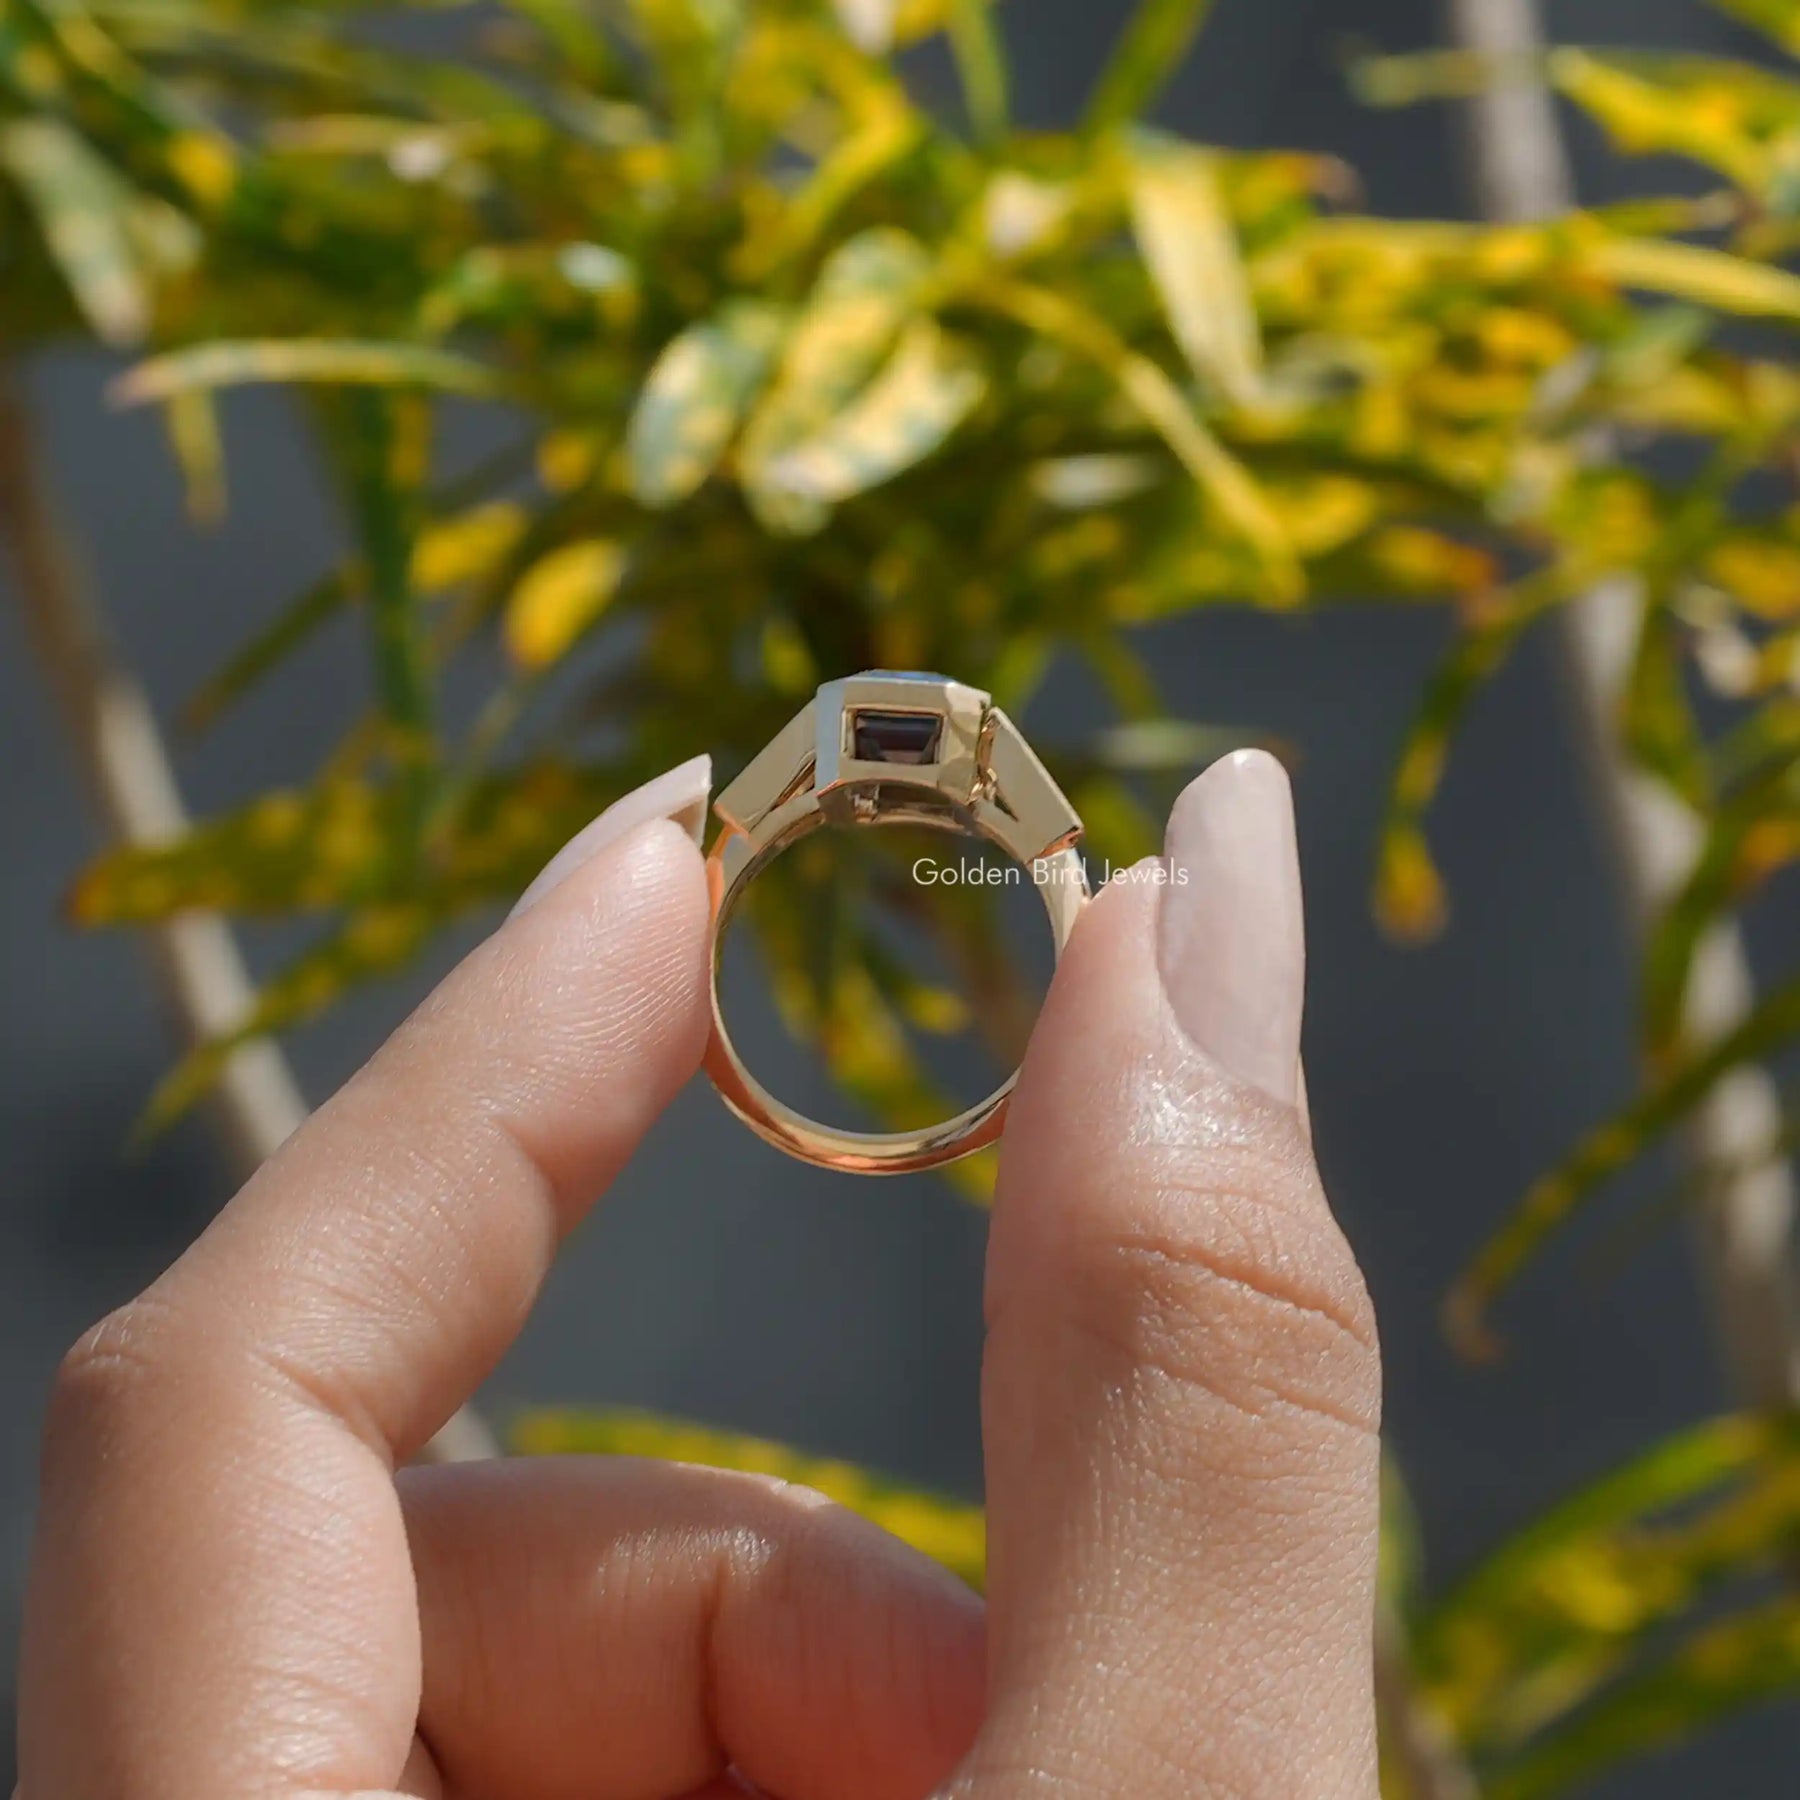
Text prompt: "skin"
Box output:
[[16, 750, 1381, 1800]]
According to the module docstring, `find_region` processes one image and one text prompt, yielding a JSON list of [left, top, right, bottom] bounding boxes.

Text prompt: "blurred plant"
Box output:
[[9, 0, 1800, 1790]]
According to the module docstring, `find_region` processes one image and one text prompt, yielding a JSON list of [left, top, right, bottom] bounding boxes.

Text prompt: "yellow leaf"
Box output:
[[1708, 536, 1800, 618], [1588, 237, 1800, 322], [503, 541, 625, 668], [1550, 49, 1771, 194], [163, 390, 225, 524], [411, 501, 528, 593], [537, 429, 599, 493], [1264, 472, 1379, 556], [1377, 826, 1448, 941], [166, 130, 237, 208]]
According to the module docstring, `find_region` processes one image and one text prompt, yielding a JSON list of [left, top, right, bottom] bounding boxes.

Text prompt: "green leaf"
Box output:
[[1715, 0, 1800, 56], [185, 498, 529, 734], [137, 902, 435, 1138], [624, 0, 739, 173], [111, 340, 500, 407], [512, 1407, 987, 1589], [1446, 972, 1800, 1358], [1489, 1596, 1800, 1800], [1376, 575, 1571, 940], [70, 777, 398, 923], [182, 570, 352, 733], [1416, 1415, 1800, 1762], [753, 316, 986, 511], [1129, 133, 1264, 407], [0, 117, 150, 345], [945, 0, 1009, 142], [1641, 752, 1800, 1057], [627, 300, 786, 509], [748, 103, 925, 281], [161, 389, 225, 524], [498, 0, 627, 85], [322, 390, 435, 770], [1084, 0, 1219, 134], [1620, 605, 1710, 809], [1420, 1416, 1778, 1691]]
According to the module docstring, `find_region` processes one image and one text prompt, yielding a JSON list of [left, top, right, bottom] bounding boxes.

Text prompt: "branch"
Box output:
[[0, 364, 493, 1464], [1443, 0, 1800, 1418]]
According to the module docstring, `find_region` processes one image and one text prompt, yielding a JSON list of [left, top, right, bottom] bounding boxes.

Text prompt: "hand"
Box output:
[[18, 747, 1380, 1800]]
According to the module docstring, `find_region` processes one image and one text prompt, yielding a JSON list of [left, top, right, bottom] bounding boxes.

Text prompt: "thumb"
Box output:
[[964, 750, 1381, 1798]]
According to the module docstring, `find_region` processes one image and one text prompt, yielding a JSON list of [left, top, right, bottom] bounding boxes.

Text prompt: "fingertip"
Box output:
[[511, 754, 713, 919]]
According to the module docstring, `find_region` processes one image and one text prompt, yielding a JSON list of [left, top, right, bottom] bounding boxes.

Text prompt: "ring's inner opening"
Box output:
[[714, 816, 1058, 1141]]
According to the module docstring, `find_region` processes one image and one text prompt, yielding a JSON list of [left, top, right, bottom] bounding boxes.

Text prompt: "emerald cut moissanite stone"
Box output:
[[852, 709, 942, 765]]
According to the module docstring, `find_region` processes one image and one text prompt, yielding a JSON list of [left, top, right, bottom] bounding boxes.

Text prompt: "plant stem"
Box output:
[[1441, 0, 1800, 1406], [0, 363, 494, 1464]]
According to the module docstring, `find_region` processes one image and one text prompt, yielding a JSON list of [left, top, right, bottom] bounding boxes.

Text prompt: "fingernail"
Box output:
[[1157, 748, 1305, 1105], [509, 754, 712, 918]]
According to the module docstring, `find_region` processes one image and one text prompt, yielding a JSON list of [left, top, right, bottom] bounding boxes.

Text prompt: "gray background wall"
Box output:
[[4, 0, 1796, 1791]]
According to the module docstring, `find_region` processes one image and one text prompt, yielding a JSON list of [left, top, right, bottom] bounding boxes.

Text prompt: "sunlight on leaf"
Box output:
[[1129, 132, 1264, 407], [741, 227, 933, 532], [503, 540, 626, 669], [758, 316, 986, 508], [112, 340, 501, 407], [1589, 237, 1800, 320], [0, 117, 152, 346], [627, 300, 786, 509]]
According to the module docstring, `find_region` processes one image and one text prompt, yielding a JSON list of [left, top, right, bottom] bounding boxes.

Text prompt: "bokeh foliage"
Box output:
[[11, 0, 1800, 1790]]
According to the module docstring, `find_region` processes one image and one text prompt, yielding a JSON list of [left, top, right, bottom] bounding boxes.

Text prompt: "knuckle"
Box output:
[[44, 1290, 190, 1473], [1052, 1138, 1380, 1439]]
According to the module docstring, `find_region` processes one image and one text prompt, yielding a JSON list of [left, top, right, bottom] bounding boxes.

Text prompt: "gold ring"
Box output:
[[705, 671, 1090, 1174]]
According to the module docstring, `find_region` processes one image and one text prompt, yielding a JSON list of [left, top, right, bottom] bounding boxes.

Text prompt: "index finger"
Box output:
[[20, 761, 714, 1800]]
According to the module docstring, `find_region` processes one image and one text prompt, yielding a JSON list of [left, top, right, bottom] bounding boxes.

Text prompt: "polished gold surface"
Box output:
[[705, 672, 1090, 1173]]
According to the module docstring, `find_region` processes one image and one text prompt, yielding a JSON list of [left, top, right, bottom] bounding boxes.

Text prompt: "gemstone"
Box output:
[[853, 708, 942, 765], [863, 669, 948, 683]]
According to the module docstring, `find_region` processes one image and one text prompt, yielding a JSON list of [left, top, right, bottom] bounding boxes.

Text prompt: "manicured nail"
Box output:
[[1157, 748, 1305, 1106], [510, 754, 712, 918]]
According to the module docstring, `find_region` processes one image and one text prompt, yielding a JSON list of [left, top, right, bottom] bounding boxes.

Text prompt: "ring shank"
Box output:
[[705, 815, 1089, 1174]]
